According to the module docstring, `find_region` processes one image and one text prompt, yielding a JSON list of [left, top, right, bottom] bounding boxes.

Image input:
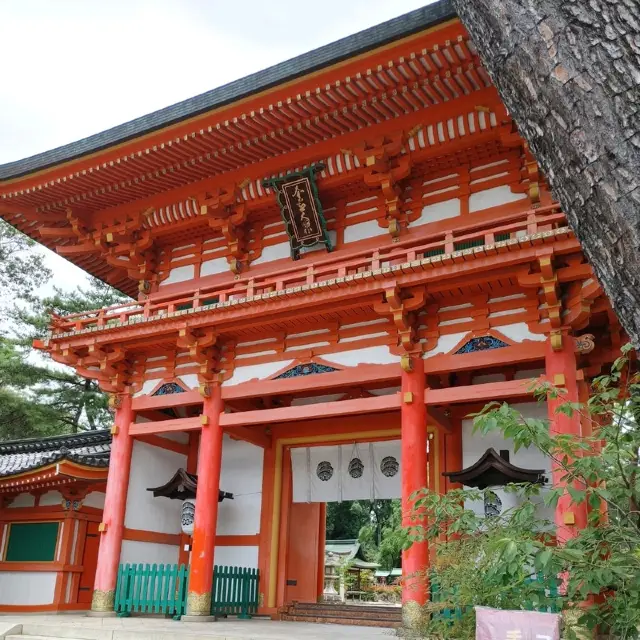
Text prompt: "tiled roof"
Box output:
[[0, 430, 111, 478], [0, 1, 455, 180]]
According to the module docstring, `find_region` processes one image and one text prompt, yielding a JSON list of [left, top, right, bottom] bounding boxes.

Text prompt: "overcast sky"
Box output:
[[1, 0, 433, 295]]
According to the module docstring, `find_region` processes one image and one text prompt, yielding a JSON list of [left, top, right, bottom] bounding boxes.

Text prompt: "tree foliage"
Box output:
[[408, 345, 640, 639], [0, 220, 51, 313], [0, 234, 129, 440], [326, 499, 404, 570]]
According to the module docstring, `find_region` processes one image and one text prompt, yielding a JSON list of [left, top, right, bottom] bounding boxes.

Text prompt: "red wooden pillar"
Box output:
[[91, 393, 134, 613], [545, 336, 588, 543], [186, 384, 223, 618], [400, 354, 429, 626]]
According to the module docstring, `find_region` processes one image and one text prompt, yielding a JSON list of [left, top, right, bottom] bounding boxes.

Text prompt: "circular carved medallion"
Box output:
[[316, 461, 334, 481], [380, 456, 399, 478], [348, 457, 364, 479]]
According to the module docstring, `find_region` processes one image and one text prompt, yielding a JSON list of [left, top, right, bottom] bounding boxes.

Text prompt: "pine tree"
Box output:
[[0, 223, 130, 439]]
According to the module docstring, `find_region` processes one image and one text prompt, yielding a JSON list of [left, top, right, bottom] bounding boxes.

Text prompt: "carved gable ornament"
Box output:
[[455, 335, 509, 355], [263, 164, 332, 260]]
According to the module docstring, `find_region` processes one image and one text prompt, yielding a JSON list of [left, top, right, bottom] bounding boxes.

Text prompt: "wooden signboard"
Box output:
[[263, 164, 332, 260]]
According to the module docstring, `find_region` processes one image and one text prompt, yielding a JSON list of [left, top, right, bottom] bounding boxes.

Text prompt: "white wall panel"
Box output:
[[84, 492, 105, 509], [39, 491, 63, 506], [214, 545, 259, 569], [252, 242, 290, 265], [414, 198, 460, 225], [462, 402, 553, 524], [201, 257, 228, 277], [124, 441, 186, 534], [161, 265, 195, 286], [7, 493, 35, 508], [0, 572, 56, 605], [120, 540, 179, 566], [343, 220, 386, 244], [469, 185, 527, 213], [217, 437, 263, 536]]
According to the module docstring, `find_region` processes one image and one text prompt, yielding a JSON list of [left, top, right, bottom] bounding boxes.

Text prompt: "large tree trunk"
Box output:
[[453, 0, 640, 347]]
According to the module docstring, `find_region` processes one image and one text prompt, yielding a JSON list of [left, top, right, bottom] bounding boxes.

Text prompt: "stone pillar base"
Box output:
[[186, 591, 212, 617], [90, 589, 115, 615], [181, 615, 217, 623], [402, 600, 428, 632]]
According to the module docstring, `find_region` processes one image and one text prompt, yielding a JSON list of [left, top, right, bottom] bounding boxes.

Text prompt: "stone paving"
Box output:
[[0, 614, 396, 639]]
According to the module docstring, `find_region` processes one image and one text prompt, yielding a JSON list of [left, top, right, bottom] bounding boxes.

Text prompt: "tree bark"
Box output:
[[453, 0, 640, 347]]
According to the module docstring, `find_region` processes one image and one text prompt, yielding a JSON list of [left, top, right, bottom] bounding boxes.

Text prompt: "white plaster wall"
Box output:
[[343, 220, 386, 244], [161, 265, 195, 286], [177, 373, 199, 390], [124, 441, 186, 534], [217, 437, 263, 536], [214, 545, 259, 569], [469, 185, 527, 213], [0, 572, 56, 605], [224, 360, 294, 386], [7, 493, 35, 508], [424, 332, 468, 358], [134, 379, 162, 397], [462, 401, 553, 524], [497, 323, 546, 343], [120, 540, 179, 566], [252, 242, 290, 265], [39, 490, 63, 506], [322, 346, 399, 367], [201, 257, 228, 277], [84, 492, 105, 509], [414, 198, 460, 225]]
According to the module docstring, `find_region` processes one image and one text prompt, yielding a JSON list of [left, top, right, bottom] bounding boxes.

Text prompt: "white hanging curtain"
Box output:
[[290, 440, 402, 503]]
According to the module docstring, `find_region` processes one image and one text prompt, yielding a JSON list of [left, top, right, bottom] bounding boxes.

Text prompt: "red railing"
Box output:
[[49, 204, 568, 337]]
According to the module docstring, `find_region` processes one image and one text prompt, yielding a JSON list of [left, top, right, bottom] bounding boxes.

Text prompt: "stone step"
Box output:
[[19, 626, 112, 640], [8, 636, 89, 640], [285, 603, 402, 620], [281, 614, 400, 629]]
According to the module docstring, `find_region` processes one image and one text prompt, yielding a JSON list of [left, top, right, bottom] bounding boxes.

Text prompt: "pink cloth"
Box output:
[[475, 606, 561, 640]]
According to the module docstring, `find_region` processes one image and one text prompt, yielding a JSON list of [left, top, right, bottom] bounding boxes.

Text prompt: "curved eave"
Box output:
[[0, 1, 455, 182], [443, 447, 546, 489], [0, 460, 109, 494]]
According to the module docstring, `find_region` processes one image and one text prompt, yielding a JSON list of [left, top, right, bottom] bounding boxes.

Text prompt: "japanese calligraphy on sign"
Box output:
[[263, 164, 332, 260], [475, 607, 560, 640]]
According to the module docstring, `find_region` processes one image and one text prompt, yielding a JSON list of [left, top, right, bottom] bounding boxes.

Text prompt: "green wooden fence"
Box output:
[[114, 563, 259, 619], [211, 565, 259, 619], [115, 563, 188, 619]]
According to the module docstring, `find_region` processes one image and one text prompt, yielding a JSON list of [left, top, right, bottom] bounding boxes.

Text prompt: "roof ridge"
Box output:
[[0, 1, 454, 180], [0, 429, 111, 454]]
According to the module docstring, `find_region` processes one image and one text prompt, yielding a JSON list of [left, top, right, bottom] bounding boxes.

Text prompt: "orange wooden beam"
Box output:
[[134, 434, 189, 456], [225, 426, 272, 449], [424, 342, 545, 375], [427, 378, 537, 405], [132, 390, 202, 412], [123, 527, 181, 546], [219, 393, 400, 428], [221, 363, 400, 400], [129, 416, 201, 436]]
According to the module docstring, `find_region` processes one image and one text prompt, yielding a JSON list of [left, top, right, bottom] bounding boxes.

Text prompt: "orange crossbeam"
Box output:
[[426, 378, 537, 405], [129, 416, 201, 436]]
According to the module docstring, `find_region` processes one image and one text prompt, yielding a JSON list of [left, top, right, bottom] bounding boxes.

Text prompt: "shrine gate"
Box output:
[[0, 0, 621, 627]]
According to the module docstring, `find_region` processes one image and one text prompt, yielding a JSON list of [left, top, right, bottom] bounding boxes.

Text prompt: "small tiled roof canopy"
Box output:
[[147, 468, 233, 502], [0, 430, 111, 478], [443, 448, 546, 489]]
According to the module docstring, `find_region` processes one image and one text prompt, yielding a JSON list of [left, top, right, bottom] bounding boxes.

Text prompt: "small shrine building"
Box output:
[[0, 0, 622, 627]]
